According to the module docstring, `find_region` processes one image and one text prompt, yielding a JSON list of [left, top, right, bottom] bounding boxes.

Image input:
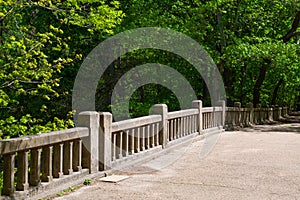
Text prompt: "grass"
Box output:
[[56, 185, 81, 197]]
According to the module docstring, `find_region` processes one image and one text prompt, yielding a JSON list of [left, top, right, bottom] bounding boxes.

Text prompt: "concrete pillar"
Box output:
[[41, 146, 53, 182], [99, 112, 112, 171], [73, 139, 82, 172], [16, 150, 29, 191], [192, 100, 203, 134], [278, 107, 282, 119], [246, 103, 253, 126], [218, 100, 226, 127], [77, 111, 100, 173], [151, 104, 168, 148], [282, 107, 288, 117], [53, 143, 64, 178], [29, 148, 41, 186], [268, 106, 273, 121], [273, 105, 280, 121], [2, 153, 15, 195], [256, 104, 261, 124], [234, 102, 241, 126], [63, 141, 73, 175]]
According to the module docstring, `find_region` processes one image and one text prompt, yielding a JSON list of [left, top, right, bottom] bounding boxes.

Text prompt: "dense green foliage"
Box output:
[[0, 0, 124, 138], [0, 0, 299, 138]]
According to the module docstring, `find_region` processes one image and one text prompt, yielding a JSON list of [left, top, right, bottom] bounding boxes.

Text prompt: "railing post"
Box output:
[[234, 102, 241, 127], [151, 104, 168, 148], [192, 100, 203, 134], [77, 111, 100, 173], [99, 112, 112, 171]]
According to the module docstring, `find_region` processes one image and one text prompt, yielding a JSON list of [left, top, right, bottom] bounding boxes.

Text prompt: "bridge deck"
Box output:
[[55, 116, 300, 200]]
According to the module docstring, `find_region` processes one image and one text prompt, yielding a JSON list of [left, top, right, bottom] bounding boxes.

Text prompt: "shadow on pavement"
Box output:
[[241, 112, 300, 133]]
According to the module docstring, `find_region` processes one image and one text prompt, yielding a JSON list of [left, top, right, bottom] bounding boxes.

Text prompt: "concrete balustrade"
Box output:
[[225, 102, 289, 130], [0, 127, 89, 197], [0, 99, 289, 199]]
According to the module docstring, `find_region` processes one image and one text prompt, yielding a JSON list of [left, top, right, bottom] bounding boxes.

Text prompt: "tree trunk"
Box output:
[[271, 77, 284, 105], [239, 64, 247, 105], [282, 11, 300, 43], [223, 67, 234, 105], [253, 59, 270, 107]]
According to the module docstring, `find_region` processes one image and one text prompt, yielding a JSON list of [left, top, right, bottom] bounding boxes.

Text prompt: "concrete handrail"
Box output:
[[111, 115, 161, 132], [0, 127, 88, 155]]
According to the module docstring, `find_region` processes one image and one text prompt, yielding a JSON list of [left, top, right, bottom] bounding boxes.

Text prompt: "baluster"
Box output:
[[2, 153, 15, 195], [187, 116, 190, 133], [204, 113, 207, 129], [119, 131, 123, 158], [211, 113, 213, 128], [174, 118, 177, 139], [146, 125, 150, 149], [73, 139, 82, 172], [113, 133, 117, 161], [186, 116, 189, 134], [135, 128, 140, 153], [63, 141, 73, 175], [141, 127, 145, 151], [208, 113, 210, 128], [193, 115, 197, 132], [53, 143, 64, 178], [179, 117, 183, 138], [156, 123, 159, 146], [182, 117, 186, 136], [176, 118, 179, 139], [192, 115, 197, 133], [16, 150, 29, 191], [170, 120, 173, 141], [206, 113, 208, 129], [29, 148, 41, 186], [41, 146, 53, 182], [173, 119, 176, 139], [131, 129, 135, 155], [151, 123, 155, 148], [191, 115, 194, 133], [125, 130, 129, 156]]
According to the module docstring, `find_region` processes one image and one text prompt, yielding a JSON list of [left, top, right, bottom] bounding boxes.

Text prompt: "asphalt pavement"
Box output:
[[55, 118, 300, 200]]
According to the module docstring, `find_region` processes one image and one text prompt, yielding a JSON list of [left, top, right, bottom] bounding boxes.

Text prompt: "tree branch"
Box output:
[[282, 11, 300, 42]]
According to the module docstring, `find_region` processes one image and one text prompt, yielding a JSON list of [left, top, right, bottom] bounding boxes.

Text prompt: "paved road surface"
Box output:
[[55, 117, 300, 200]]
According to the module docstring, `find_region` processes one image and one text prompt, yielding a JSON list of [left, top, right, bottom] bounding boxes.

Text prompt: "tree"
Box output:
[[0, 0, 124, 138], [200, 0, 300, 107]]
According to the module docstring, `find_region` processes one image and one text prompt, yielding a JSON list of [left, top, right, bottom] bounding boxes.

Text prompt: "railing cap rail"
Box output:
[[0, 127, 89, 155], [167, 108, 199, 119], [111, 114, 162, 132]]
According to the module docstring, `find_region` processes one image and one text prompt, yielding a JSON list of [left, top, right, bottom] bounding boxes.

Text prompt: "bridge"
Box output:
[[0, 101, 294, 199]]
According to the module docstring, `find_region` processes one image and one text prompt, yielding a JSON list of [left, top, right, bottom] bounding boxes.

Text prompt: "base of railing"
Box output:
[[166, 132, 199, 148], [1, 169, 90, 200], [111, 146, 163, 170], [6, 128, 224, 199], [202, 126, 225, 136]]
